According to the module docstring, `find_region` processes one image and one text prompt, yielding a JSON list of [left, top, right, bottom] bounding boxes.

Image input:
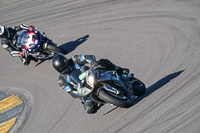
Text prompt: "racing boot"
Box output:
[[116, 67, 129, 75], [19, 56, 30, 66], [128, 73, 134, 80], [83, 100, 103, 114]]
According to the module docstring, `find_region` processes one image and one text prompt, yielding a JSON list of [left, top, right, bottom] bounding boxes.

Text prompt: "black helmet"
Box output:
[[52, 53, 69, 74], [0, 25, 9, 38]]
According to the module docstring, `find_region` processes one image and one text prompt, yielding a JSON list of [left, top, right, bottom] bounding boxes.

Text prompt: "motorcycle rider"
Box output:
[[0, 24, 38, 65], [52, 53, 130, 114]]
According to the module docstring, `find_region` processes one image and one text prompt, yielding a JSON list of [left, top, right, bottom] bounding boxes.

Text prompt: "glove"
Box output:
[[20, 50, 28, 57], [28, 25, 35, 31]]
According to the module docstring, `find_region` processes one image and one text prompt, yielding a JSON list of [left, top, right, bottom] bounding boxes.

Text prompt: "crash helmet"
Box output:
[[0, 25, 9, 38], [52, 53, 70, 74], [23, 31, 39, 49], [17, 30, 41, 53]]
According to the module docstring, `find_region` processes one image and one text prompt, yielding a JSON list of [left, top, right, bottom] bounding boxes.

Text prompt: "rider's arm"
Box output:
[[58, 74, 78, 98], [14, 24, 35, 32], [13, 24, 29, 32], [72, 55, 96, 66]]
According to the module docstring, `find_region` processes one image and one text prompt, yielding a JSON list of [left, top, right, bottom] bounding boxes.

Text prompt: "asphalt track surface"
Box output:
[[0, 0, 200, 133]]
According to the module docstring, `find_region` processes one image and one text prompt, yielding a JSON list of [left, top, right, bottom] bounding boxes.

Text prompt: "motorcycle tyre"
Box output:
[[98, 89, 133, 108], [46, 44, 66, 54], [132, 79, 146, 96]]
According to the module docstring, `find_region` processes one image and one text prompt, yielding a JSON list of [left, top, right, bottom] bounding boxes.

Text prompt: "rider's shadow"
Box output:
[[34, 34, 89, 66], [103, 70, 184, 115], [59, 34, 89, 54]]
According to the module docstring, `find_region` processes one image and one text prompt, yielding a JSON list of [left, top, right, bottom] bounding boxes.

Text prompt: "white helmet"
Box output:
[[22, 31, 39, 51]]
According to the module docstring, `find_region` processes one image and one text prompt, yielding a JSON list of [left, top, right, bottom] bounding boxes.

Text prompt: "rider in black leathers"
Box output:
[[0, 24, 37, 65], [52, 54, 130, 114]]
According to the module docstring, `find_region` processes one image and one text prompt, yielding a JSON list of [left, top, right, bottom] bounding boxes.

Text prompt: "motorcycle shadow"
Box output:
[[103, 70, 184, 115], [34, 34, 89, 66], [59, 34, 89, 54], [34, 58, 52, 67]]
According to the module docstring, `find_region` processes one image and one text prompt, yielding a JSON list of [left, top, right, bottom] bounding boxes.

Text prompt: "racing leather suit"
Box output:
[[0, 24, 28, 55], [0, 24, 37, 65]]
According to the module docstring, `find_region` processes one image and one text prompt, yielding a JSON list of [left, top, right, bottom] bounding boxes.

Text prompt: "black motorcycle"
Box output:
[[11, 30, 66, 60], [69, 65, 146, 108]]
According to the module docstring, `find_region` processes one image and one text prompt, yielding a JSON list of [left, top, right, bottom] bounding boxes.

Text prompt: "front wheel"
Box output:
[[98, 89, 133, 108], [46, 44, 66, 54]]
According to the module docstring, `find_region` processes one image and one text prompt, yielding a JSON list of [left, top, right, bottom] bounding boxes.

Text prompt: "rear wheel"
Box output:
[[46, 44, 66, 54], [132, 79, 146, 96]]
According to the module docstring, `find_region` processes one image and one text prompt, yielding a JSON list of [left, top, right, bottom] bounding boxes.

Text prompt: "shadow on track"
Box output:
[[34, 34, 89, 67], [103, 70, 184, 115], [132, 70, 185, 106], [103, 107, 118, 116], [34, 58, 52, 67], [59, 34, 89, 54]]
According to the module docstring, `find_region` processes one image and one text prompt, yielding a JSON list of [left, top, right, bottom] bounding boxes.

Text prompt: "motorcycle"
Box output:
[[69, 65, 146, 108], [11, 30, 66, 60]]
